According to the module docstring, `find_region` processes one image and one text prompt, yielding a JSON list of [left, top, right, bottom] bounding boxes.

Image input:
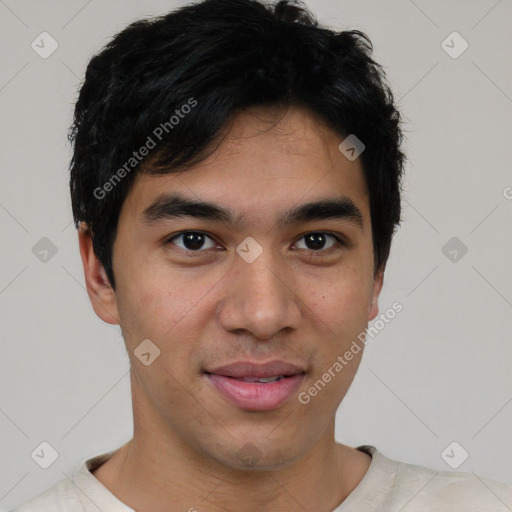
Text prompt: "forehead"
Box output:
[[120, 105, 369, 229]]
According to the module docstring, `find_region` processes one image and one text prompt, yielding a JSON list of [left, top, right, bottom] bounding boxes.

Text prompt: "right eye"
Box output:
[[165, 231, 221, 253]]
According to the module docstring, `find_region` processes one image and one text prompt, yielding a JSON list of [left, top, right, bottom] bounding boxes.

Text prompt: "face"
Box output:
[[82, 105, 383, 470]]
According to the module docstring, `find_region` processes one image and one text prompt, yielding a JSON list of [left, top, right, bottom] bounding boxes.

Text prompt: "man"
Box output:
[[13, 0, 511, 510]]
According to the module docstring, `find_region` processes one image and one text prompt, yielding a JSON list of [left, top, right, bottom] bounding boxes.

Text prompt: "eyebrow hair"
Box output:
[[141, 193, 364, 230]]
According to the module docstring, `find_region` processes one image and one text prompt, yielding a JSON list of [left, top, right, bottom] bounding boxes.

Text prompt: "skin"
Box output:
[[79, 105, 384, 512]]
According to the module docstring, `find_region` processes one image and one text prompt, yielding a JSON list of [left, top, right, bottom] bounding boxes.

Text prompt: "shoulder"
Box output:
[[10, 478, 82, 512], [353, 446, 512, 511], [9, 449, 122, 512], [391, 455, 512, 510]]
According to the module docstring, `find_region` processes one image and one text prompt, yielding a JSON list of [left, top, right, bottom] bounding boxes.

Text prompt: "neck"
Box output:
[[93, 435, 371, 512], [92, 378, 371, 512]]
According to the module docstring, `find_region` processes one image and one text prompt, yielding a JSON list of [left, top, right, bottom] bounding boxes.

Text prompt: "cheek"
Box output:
[[304, 268, 373, 392], [116, 266, 220, 368], [307, 269, 373, 333], [120, 277, 208, 397]]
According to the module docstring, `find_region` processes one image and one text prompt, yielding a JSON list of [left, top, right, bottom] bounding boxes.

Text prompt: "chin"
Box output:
[[208, 436, 308, 472]]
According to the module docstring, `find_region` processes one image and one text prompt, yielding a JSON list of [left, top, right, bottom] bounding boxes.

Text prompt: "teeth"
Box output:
[[240, 376, 284, 383]]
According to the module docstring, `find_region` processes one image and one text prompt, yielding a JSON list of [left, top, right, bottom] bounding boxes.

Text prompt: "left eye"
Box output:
[[294, 232, 341, 251], [166, 231, 342, 252]]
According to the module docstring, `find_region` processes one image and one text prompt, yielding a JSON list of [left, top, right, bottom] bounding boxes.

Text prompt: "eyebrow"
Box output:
[[141, 193, 364, 230]]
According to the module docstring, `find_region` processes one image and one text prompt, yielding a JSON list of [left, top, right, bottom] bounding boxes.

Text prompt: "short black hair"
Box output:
[[69, 0, 406, 289]]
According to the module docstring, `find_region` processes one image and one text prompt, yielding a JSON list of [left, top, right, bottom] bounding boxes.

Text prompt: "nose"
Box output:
[[217, 247, 302, 340]]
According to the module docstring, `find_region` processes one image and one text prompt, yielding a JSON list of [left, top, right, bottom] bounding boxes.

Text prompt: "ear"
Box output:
[[78, 223, 120, 325], [367, 265, 384, 322]]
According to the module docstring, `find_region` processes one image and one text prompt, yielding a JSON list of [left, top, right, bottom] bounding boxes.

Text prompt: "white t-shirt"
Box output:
[[10, 445, 512, 511]]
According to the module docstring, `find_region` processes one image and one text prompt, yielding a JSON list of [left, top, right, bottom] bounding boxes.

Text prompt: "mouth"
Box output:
[[221, 375, 291, 383], [204, 360, 306, 411]]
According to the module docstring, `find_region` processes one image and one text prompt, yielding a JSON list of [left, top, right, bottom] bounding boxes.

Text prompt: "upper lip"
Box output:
[[205, 360, 306, 378]]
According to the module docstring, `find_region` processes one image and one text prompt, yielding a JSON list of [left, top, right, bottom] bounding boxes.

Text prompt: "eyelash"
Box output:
[[165, 231, 345, 256]]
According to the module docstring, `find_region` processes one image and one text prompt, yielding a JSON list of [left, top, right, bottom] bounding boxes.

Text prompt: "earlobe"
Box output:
[[78, 224, 120, 325], [367, 266, 384, 322]]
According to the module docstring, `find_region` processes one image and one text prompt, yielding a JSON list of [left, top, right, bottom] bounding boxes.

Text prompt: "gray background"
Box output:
[[1, 0, 511, 509]]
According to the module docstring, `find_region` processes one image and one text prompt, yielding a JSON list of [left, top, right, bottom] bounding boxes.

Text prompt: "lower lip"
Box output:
[[206, 373, 305, 411]]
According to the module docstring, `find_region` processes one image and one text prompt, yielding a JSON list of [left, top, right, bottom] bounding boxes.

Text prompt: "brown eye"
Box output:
[[294, 232, 343, 252], [167, 231, 218, 252]]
